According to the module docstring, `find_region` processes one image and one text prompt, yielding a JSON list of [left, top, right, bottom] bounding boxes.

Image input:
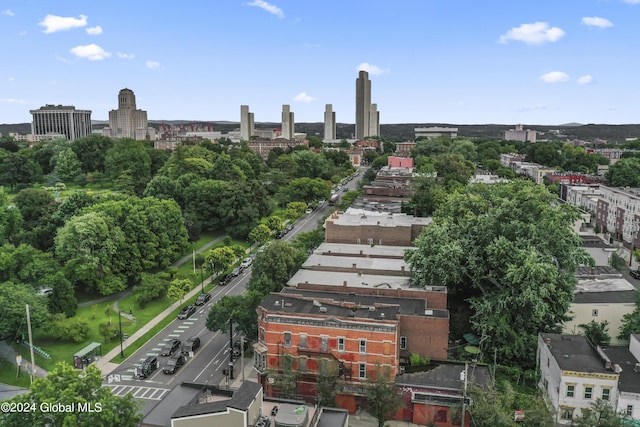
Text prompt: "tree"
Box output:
[[0, 363, 142, 427], [364, 364, 405, 427], [579, 320, 611, 347], [46, 271, 78, 317], [0, 283, 50, 340], [286, 201, 308, 219], [13, 187, 59, 250], [285, 177, 331, 203], [291, 227, 325, 254], [133, 273, 170, 308], [605, 157, 640, 187], [249, 224, 272, 244], [618, 291, 640, 341], [71, 134, 113, 173], [571, 399, 629, 427], [205, 246, 236, 276], [265, 216, 283, 233], [468, 379, 554, 427], [269, 354, 298, 399], [54, 147, 82, 181], [405, 180, 591, 367], [248, 241, 305, 295], [205, 290, 262, 339], [167, 278, 192, 303], [104, 139, 152, 195], [316, 359, 339, 407]]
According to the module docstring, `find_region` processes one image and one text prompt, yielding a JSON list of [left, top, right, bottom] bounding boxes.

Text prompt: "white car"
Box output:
[[305, 208, 313, 214], [240, 257, 252, 269], [38, 288, 53, 296]]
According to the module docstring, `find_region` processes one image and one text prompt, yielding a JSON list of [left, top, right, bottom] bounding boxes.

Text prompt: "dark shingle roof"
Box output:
[[228, 381, 262, 410], [573, 290, 637, 304], [172, 382, 262, 419], [540, 333, 610, 373], [397, 364, 490, 390]]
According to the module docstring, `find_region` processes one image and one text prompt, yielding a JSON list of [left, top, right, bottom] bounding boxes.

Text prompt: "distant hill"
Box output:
[[2, 121, 639, 144]]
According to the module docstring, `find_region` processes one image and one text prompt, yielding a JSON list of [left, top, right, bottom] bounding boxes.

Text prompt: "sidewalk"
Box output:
[[0, 340, 47, 379]]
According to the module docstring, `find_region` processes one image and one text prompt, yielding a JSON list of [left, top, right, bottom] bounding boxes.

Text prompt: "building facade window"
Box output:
[[338, 337, 345, 352], [359, 363, 366, 379], [584, 386, 593, 399], [299, 357, 307, 374], [592, 309, 599, 317], [602, 388, 610, 401], [561, 408, 574, 420], [321, 336, 329, 352], [359, 339, 367, 354], [627, 405, 633, 417], [566, 384, 575, 398], [400, 336, 407, 350], [254, 351, 266, 371], [299, 334, 307, 349], [259, 327, 265, 342], [284, 332, 291, 347]]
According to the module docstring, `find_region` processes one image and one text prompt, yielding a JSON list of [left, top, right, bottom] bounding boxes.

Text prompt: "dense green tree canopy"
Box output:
[[406, 180, 591, 366], [0, 282, 50, 340], [104, 139, 152, 195], [605, 157, 640, 187], [0, 363, 142, 427]]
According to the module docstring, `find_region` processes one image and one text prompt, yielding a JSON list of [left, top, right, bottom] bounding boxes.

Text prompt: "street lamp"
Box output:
[[118, 310, 124, 358], [200, 266, 205, 294]]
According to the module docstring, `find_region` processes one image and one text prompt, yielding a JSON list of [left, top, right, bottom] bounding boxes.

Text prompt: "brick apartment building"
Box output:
[[254, 289, 449, 413], [324, 210, 431, 246]]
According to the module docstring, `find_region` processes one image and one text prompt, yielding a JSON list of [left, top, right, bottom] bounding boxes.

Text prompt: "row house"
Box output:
[[594, 186, 640, 246], [538, 333, 640, 424], [254, 289, 448, 413]]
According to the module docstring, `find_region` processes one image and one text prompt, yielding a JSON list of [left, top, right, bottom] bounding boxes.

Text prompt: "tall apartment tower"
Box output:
[[107, 88, 148, 140], [281, 104, 294, 139], [369, 103, 380, 137], [355, 70, 371, 139], [324, 104, 336, 141], [30, 104, 92, 140], [240, 105, 254, 141]]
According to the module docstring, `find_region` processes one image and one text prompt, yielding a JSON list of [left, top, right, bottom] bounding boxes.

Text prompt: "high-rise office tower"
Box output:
[[281, 104, 294, 139], [30, 104, 92, 140], [369, 103, 380, 137], [107, 88, 149, 140], [355, 70, 371, 139], [324, 104, 336, 141], [240, 105, 254, 141]]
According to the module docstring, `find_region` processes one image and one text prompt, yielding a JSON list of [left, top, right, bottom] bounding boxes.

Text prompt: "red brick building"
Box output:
[[324, 211, 431, 246], [254, 289, 449, 413]]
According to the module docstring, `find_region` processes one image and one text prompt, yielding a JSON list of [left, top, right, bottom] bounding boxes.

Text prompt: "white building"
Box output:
[[538, 333, 620, 424], [105, 88, 151, 140], [504, 124, 538, 142], [602, 334, 640, 421], [414, 127, 458, 139]]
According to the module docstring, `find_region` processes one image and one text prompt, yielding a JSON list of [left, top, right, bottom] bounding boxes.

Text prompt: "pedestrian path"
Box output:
[[0, 340, 47, 379]]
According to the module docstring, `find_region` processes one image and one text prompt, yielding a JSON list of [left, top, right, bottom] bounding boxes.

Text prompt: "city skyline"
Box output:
[[1, 0, 640, 125]]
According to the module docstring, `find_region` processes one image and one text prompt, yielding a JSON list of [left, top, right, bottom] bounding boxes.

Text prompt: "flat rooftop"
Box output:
[[315, 243, 412, 258], [575, 278, 636, 293], [540, 333, 612, 374], [302, 254, 409, 273], [601, 346, 640, 394], [288, 270, 413, 290], [328, 209, 432, 227]]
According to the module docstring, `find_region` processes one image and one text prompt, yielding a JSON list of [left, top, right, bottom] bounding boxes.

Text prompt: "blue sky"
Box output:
[[1, 0, 639, 126]]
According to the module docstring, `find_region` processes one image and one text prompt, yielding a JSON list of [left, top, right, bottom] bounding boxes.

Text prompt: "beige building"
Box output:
[[30, 104, 92, 141], [504, 124, 538, 142], [105, 88, 150, 140]]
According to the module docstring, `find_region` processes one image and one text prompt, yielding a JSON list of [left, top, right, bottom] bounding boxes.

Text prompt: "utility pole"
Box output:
[[241, 336, 245, 381], [119, 310, 124, 358], [460, 362, 468, 427], [26, 304, 36, 384]]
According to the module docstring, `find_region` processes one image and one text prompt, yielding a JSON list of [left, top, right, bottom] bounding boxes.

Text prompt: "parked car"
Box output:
[[305, 208, 313, 214], [134, 356, 159, 379], [178, 305, 197, 319], [285, 224, 294, 232], [162, 352, 185, 374], [218, 274, 232, 286], [240, 257, 252, 269], [195, 293, 211, 306], [38, 287, 53, 296], [630, 270, 640, 279], [160, 339, 182, 356], [231, 267, 242, 277], [181, 336, 201, 356]]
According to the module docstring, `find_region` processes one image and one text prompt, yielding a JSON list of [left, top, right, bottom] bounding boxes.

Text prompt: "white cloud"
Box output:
[[293, 92, 316, 103], [622, 0, 640, 4], [39, 14, 88, 33], [146, 61, 160, 69], [70, 44, 111, 60], [304, 43, 320, 48], [117, 52, 135, 59], [498, 22, 565, 45], [577, 75, 593, 85], [582, 17, 613, 28], [86, 25, 103, 35], [357, 62, 388, 76], [1, 9, 14, 16], [247, 0, 284, 19], [0, 98, 25, 104], [540, 71, 570, 83]]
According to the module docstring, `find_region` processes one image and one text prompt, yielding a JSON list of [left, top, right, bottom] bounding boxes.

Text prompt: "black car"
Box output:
[[162, 352, 185, 374], [178, 305, 197, 319], [630, 270, 640, 279], [134, 356, 159, 379], [160, 339, 181, 356], [219, 274, 232, 286], [285, 224, 293, 233], [181, 336, 201, 355], [195, 293, 211, 306], [231, 267, 242, 277]]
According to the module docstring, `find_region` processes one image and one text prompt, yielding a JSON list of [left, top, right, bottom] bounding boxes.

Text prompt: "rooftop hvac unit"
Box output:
[[319, 307, 327, 313], [368, 306, 376, 311]]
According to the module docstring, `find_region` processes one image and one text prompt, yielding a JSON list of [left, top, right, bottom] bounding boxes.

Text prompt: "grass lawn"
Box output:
[[0, 358, 32, 388]]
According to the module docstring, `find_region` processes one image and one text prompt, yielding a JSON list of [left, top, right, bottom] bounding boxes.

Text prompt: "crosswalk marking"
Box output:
[[105, 384, 169, 401]]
